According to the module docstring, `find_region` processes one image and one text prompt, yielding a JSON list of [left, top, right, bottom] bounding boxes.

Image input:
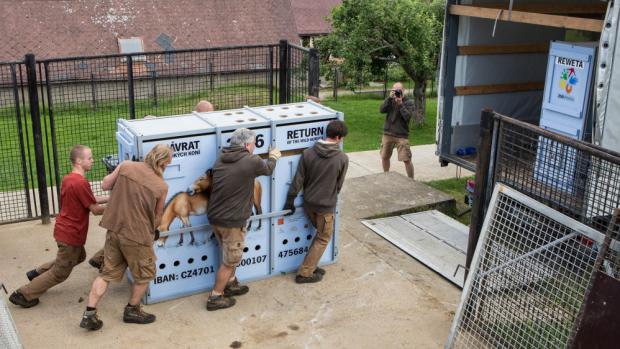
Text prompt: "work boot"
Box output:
[[314, 267, 326, 276], [26, 269, 40, 281], [9, 291, 39, 308], [206, 294, 236, 311], [295, 271, 323, 284], [223, 278, 249, 297], [88, 258, 102, 270], [80, 309, 103, 331], [123, 304, 156, 324]]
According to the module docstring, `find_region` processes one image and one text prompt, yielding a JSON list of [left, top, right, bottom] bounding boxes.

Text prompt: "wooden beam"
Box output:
[[458, 43, 550, 55], [474, 3, 607, 15], [449, 4, 604, 33], [455, 82, 544, 96]]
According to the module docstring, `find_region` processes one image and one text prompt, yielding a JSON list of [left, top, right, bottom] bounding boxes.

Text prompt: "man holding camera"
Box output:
[[379, 82, 415, 179]]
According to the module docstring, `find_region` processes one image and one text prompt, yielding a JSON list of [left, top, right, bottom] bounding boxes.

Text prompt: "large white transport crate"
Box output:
[[115, 101, 343, 303]]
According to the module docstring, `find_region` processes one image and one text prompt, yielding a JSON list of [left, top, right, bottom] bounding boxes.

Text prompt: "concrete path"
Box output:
[[1, 173, 462, 349], [346, 144, 473, 181]]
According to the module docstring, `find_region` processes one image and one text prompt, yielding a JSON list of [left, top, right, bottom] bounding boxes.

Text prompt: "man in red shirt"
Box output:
[[9, 145, 107, 308]]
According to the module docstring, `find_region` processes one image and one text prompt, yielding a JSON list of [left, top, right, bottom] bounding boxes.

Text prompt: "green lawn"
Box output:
[[425, 176, 474, 225], [323, 94, 437, 153]]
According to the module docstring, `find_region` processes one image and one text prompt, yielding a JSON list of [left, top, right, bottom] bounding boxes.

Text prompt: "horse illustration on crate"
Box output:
[[156, 169, 264, 247]]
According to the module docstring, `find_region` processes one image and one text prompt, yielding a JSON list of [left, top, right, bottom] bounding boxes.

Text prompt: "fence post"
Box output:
[[268, 46, 274, 105], [151, 70, 158, 107], [279, 40, 288, 104], [90, 73, 97, 110], [25, 54, 50, 224], [127, 55, 135, 119], [308, 48, 319, 97], [465, 108, 495, 275]]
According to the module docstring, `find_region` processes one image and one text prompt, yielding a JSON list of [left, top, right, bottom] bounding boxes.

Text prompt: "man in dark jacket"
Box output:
[[206, 128, 280, 310], [283, 120, 349, 283], [380, 82, 415, 178]]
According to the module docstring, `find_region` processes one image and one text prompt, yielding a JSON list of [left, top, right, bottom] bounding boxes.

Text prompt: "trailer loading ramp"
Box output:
[[362, 210, 468, 288]]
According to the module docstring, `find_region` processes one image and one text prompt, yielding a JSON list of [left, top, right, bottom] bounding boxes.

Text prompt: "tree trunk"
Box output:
[[412, 78, 426, 125]]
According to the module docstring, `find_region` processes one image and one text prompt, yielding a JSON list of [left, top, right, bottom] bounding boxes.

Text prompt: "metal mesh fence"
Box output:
[[448, 185, 608, 349], [289, 44, 309, 103], [455, 113, 620, 348], [0, 42, 315, 223], [494, 116, 620, 236], [0, 292, 23, 349], [0, 63, 35, 223]]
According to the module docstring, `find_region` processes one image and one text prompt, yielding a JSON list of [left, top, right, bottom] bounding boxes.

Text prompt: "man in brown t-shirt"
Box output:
[[206, 128, 281, 311], [284, 120, 349, 283], [9, 145, 107, 308], [80, 144, 171, 331]]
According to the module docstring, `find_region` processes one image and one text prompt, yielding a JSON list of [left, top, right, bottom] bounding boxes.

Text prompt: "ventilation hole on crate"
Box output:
[[236, 119, 244, 123], [201, 255, 208, 261], [236, 111, 244, 114], [225, 112, 232, 115], [249, 118, 257, 121], [600, 83, 605, 88], [280, 115, 288, 118], [307, 234, 312, 240], [604, 42, 609, 48], [296, 105, 304, 108], [173, 260, 180, 267], [283, 239, 289, 245], [310, 111, 318, 114], [266, 108, 274, 111], [295, 113, 303, 116], [602, 63, 607, 69], [255, 245, 261, 250], [188, 258, 194, 264], [606, 22, 612, 28], [282, 106, 289, 109], [159, 263, 166, 270], [243, 247, 249, 253], [294, 236, 300, 243]]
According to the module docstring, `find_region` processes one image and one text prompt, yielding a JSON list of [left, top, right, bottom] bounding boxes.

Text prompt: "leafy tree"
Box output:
[[317, 0, 445, 124]]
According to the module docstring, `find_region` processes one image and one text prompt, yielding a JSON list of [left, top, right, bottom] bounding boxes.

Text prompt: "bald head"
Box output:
[[194, 100, 214, 113], [392, 82, 404, 91]]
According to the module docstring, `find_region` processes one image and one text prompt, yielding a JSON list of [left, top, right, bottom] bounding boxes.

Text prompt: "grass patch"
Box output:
[[323, 94, 437, 153], [425, 176, 474, 225]]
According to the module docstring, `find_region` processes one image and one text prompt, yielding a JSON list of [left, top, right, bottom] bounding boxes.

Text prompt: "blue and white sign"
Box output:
[[535, 41, 596, 193]]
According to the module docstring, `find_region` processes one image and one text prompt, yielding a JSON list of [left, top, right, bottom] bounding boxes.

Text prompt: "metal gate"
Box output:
[[447, 184, 612, 348], [0, 40, 319, 224], [0, 63, 37, 223], [460, 110, 620, 348]]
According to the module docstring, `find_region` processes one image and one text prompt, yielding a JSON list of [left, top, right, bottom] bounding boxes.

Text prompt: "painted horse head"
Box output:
[[188, 169, 213, 195]]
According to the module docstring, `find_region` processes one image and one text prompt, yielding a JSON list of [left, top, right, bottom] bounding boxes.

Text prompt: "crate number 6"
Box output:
[[256, 134, 264, 148]]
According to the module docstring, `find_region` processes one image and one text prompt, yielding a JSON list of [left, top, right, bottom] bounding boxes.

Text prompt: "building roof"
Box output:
[[291, 0, 341, 36], [0, 0, 300, 61]]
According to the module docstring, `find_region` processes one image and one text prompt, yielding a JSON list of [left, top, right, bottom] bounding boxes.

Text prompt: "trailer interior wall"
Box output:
[[439, 0, 605, 167]]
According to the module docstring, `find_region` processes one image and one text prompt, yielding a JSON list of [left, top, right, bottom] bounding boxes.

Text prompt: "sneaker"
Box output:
[[295, 272, 323, 284], [26, 269, 40, 281], [88, 258, 102, 270], [9, 291, 39, 308], [314, 267, 326, 276], [123, 304, 156, 324], [223, 279, 249, 297], [80, 309, 103, 331], [206, 294, 236, 311]]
